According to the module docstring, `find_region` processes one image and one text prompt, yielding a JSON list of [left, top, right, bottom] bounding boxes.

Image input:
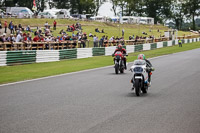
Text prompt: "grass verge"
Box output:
[[0, 42, 200, 85]]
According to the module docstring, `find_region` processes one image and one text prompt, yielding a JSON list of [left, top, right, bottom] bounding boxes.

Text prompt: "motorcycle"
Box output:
[[112, 51, 127, 74], [130, 59, 154, 96]]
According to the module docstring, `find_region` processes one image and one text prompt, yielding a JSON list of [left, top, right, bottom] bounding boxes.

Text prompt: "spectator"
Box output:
[[82, 33, 87, 48], [2, 33, 7, 42], [0, 35, 4, 42], [101, 29, 104, 33], [95, 28, 100, 32], [7, 34, 15, 42], [18, 24, 23, 31], [44, 21, 48, 28], [99, 36, 104, 47], [10, 23, 14, 34], [109, 36, 114, 41], [16, 32, 23, 42], [122, 29, 124, 36], [4, 21, 7, 33], [53, 20, 57, 30], [89, 32, 93, 37], [93, 35, 98, 47], [33, 35, 40, 42], [129, 35, 132, 40], [8, 21, 12, 30], [132, 34, 135, 40], [26, 25, 31, 32]]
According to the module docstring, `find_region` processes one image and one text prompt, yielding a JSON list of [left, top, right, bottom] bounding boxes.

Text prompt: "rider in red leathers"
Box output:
[[113, 44, 127, 69]]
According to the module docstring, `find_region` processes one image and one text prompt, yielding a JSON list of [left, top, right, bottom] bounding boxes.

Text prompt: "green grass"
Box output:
[[0, 42, 200, 85]]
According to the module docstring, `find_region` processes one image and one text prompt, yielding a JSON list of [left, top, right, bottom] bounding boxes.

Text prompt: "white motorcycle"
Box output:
[[130, 59, 154, 96]]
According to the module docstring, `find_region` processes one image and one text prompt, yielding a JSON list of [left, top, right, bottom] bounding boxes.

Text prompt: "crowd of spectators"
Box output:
[[0, 20, 157, 50], [67, 22, 82, 32]]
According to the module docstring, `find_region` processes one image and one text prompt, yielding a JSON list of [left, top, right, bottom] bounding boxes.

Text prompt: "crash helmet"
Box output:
[[137, 54, 146, 60], [118, 44, 122, 50]]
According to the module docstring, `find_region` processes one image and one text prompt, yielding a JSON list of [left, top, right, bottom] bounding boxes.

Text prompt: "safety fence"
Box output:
[[0, 38, 199, 66]]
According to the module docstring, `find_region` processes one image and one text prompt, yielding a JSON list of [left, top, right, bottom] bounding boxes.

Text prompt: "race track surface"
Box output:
[[1, 48, 200, 133]]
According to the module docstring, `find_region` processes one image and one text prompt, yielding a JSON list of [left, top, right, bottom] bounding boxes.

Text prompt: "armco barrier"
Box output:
[[134, 44, 143, 52], [7, 51, 36, 65], [126, 45, 135, 53], [37, 50, 59, 63], [172, 40, 175, 45], [151, 43, 157, 50], [92, 48, 105, 56], [143, 44, 151, 51], [77, 48, 92, 59], [175, 39, 179, 45], [59, 49, 77, 60], [167, 41, 173, 47], [0, 51, 7, 66], [163, 42, 168, 47], [105, 46, 116, 56], [157, 42, 163, 49], [1, 38, 200, 66]]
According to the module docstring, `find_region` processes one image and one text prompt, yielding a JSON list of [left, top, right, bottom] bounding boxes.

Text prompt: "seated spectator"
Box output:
[[95, 28, 100, 32], [142, 32, 147, 35], [44, 21, 48, 28], [101, 29, 104, 33], [89, 32, 93, 37], [26, 25, 31, 32], [18, 24, 22, 30], [7, 34, 15, 42], [129, 35, 132, 40]]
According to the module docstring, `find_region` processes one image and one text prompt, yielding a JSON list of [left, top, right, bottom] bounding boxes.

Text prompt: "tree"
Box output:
[[110, 0, 118, 16], [143, 0, 173, 24], [182, 0, 200, 30], [170, 1, 185, 30]]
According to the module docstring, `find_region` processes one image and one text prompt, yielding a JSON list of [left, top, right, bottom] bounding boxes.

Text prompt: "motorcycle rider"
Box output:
[[137, 54, 153, 85], [113, 44, 127, 69]]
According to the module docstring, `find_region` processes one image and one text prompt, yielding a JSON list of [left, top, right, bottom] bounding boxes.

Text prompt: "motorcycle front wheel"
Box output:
[[135, 79, 141, 96], [115, 63, 119, 74]]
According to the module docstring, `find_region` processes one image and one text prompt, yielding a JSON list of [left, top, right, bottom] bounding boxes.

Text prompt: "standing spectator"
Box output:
[[93, 35, 98, 47], [10, 23, 14, 34], [82, 33, 87, 48], [4, 21, 7, 33], [178, 39, 182, 47], [99, 36, 104, 47], [122, 29, 124, 36], [8, 21, 12, 30], [53, 20, 57, 30], [16, 32, 23, 42]]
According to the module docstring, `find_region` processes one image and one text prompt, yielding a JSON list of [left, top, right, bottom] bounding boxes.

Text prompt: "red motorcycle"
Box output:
[[113, 51, 127, 74]]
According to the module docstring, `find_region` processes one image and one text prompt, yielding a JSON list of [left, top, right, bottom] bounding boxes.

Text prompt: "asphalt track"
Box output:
[[0, 48, 200, 133]]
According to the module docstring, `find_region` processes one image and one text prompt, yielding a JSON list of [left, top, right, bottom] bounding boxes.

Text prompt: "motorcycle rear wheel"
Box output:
[[135, 79, 141, 96]]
